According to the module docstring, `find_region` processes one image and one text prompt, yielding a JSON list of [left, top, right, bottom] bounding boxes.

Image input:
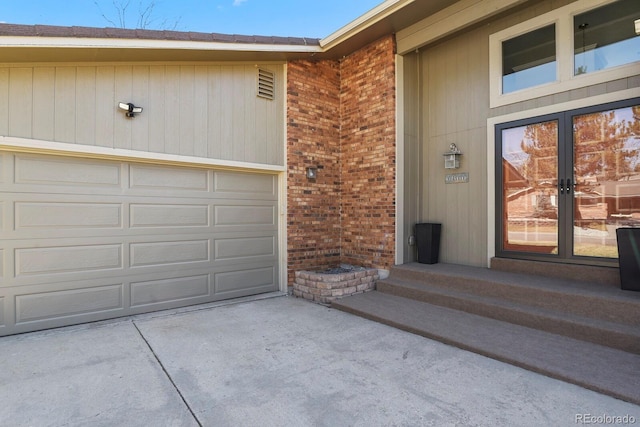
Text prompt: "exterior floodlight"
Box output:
[[118, 102, 143, 118]]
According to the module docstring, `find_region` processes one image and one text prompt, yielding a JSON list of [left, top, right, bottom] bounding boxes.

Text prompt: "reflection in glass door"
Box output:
[[497, 99, 640, 264], [501, 120, 559, 254], [573, 105, 640, 259]]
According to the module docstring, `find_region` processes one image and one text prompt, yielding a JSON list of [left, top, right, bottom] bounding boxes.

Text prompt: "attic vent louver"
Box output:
[[257, 68, 275, 100]]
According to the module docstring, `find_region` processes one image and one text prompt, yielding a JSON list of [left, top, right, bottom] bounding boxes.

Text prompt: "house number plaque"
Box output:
[[445, 173, 469, 184]]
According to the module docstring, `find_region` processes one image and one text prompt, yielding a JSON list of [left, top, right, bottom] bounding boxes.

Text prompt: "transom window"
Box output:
[[490, 0, 640, 107], [502, 24, 556, 94], [574, 0, 640, 76]]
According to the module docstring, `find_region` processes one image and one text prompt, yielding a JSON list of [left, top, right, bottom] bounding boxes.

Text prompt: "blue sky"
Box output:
[[0, 0, 383, 38]]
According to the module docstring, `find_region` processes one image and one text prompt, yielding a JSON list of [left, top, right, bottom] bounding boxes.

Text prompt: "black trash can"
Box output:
[[616, 228, 640, 291], [415, 223, 441, 264]]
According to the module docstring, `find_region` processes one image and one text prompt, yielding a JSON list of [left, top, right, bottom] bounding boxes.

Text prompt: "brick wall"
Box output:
[[287, 59, 342, 285], [339, 35, 396, 269], [287, 35, 396, 285]]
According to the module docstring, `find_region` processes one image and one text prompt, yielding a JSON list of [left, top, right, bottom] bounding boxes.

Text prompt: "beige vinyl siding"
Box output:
[[415, 25, 490, 267], [405, 0, 640, 267], [401, 52, 420, 263], [0, 63, 284, 167]]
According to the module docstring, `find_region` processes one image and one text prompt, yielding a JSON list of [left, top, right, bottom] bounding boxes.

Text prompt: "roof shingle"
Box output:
[[0, 23, 321, 47]]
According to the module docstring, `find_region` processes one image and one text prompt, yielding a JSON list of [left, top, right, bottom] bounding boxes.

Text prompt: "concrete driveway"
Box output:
[[1, 295, 638, 426]]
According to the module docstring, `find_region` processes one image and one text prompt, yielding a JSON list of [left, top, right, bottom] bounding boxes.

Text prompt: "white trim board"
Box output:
[[0, 136, 285, 173]]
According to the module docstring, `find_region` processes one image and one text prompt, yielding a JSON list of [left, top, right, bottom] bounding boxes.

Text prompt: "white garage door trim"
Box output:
[[0, 149, 285, 336]]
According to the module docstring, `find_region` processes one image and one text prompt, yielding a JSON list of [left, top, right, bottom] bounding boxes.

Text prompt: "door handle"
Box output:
[[567, 178, 572, 194], [559, 178, 564, 194]]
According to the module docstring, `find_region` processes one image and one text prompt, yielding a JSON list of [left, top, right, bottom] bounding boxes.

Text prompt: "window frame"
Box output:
[[489, 0, 639, 108]]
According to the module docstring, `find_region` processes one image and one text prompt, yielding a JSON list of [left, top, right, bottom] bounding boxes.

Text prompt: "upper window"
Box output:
[[502, 24, 556, 94], [490, 0, 640, 107], [574, 0, 640, 76]]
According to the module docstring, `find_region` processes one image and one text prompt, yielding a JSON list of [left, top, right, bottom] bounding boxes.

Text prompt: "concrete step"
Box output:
[[386, 263, 640, 326], [332, 291, 640, 405], [377, 276, 640, 354]]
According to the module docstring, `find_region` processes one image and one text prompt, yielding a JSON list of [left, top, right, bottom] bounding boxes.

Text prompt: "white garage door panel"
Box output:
[[0, 152, 280, 336], [130, 240, 210, 267], [214, 266, 276, 297], [16, 244, 123, 276], [214, 236, 275, 260], [15, 156, 122, 187], [15, 284, 124, 324], [130, 204, 209, 228], [16, 202, 123, 229], [129, 164, 209, 192], [130, 274, 210, 308]]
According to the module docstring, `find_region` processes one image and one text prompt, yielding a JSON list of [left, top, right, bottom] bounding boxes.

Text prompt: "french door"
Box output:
[[496, 98, 640, 265]]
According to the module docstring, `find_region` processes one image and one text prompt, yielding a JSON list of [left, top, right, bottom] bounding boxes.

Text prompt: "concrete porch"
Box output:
[[332, 261, 640, 405]]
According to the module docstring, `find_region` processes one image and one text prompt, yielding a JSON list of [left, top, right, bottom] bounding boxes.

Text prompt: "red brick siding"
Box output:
[[287, 59, 342, 285], [340, 36, 396, 269], [286, 36, 396, 284]]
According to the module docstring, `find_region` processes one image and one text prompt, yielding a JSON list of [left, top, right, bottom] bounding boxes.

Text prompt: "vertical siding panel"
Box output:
[[95, 66, 115, 148], [32, 67, 55, 141], [232, 65, 245, 161], [207, 65, 222, 159], [114, 66, 133, 150], [455, 38, 470, 264], [254, 91, 268, 165], [193, 66, 208, 158], [76, 67, 96, 146], [219, 66, 233, 160], [131, 65, 150, 152], [179, 65, 195, 156], [265, 68, 278, 165], [0, 68, 8, 135], [468, 29, 490, 130], [244, 66, 256, 163], [148, 66, 165, 153], [271, 66, 284, 166], [427, 47, 443, 138], [54, 67, 76, 143], [164, 66, 180, 155], [9, 68, 33, 139]]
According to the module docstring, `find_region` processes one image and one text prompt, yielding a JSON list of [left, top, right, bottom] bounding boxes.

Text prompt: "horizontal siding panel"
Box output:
[[15, 284, 123, 323], [131, 274, 209, 307], [15, 244, 122, 276], [15, 156, 121, 187], [130, 240, 209, 267], [15, 202, 122, 229], [214, 236, 275, 260], [130, 204, 209, 228]]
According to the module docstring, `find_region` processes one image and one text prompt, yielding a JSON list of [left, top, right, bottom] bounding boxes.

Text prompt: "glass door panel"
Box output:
[[573, 105, 640, 258], [501, 121, 559, 253]]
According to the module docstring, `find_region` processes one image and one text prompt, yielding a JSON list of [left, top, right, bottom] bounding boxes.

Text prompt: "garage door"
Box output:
[[0, 152, 280, 336]]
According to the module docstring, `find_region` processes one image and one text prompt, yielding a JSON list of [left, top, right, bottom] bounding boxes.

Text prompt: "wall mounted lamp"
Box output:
[[118, 102, 143, 118], [306, 167, 318, 180], [635, 18, 640, 35], [443, 143, 462, 169]]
